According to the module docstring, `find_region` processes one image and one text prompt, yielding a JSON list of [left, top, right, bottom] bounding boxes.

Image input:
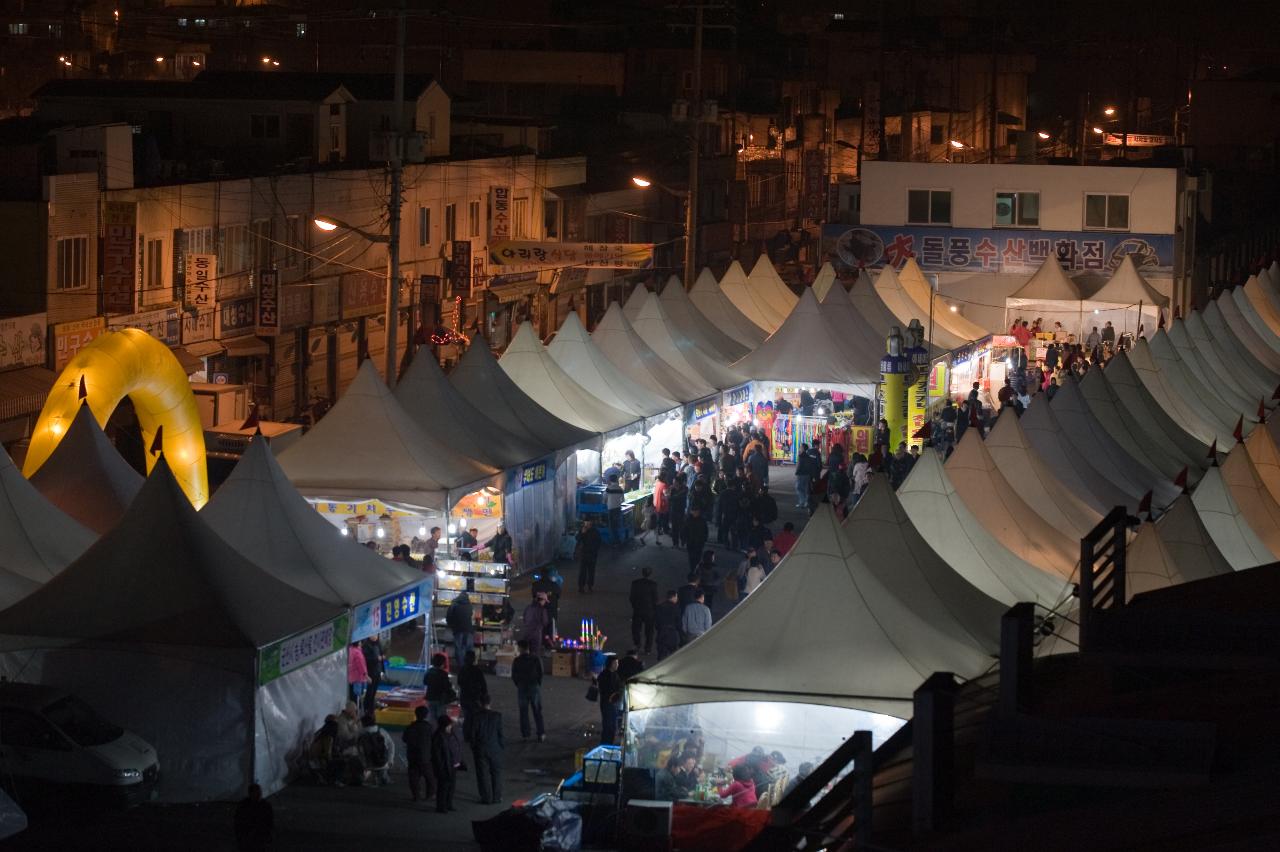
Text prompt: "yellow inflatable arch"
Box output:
[[24, 329, 209, 507]]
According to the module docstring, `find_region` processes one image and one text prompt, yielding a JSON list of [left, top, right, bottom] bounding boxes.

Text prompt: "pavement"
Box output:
[[5, 469, 809, 852]]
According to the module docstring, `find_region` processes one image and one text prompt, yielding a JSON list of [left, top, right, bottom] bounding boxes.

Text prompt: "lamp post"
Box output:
[[632, 176, 693, 284]]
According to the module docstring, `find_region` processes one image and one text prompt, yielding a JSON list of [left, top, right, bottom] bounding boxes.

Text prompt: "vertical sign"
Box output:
[[419, 274, 440, 327], [171, 228, 186, 307], [256, 270, 280, 335], [803, 149, 825, 222], [472, 254, 485, 295], [448, 240, 471, 297], [184, 253, 216, 311], [489, 186, 511, 240], [101, 202, 136, 315], [54, 316, 106, 371]]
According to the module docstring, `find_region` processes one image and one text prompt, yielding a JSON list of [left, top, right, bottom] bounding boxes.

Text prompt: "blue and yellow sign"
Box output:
[[521, 459, 549, 488]]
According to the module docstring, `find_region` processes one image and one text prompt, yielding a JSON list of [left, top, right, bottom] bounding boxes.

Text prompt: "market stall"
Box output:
[[932, 334, 1019, 410], [1080, 255, 1167, 336], [593, 302, 715, 406], [433, 557, 512, 667], [1002, 257, 1087, 339], [689, 269, 767, 349]]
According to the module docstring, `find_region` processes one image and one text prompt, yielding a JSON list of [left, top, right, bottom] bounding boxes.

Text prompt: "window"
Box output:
[[177, 18, 188, 27], [250, 114, 280, 139], [329, 125, 341, 154], [283, 215, 301, 268], [55, 236, 89, 290], [251, 219, 273, 270], [930, 125, 944, 145], [444, 203, 457, 242], [995, 191, 1040, 227], [544, 199, 561, 240], [1084, 193, 1130, 230], [194, 18, 206, 27], [907, 189, 951, 225], [183, 226, 214, 255], [144, 237, 164, 290], [427, 114, 437, 140], [218, 224, 250, 275], [468, 200, 480, 238], [418, 207, 431, 247], [329, 103, 341, 116], [512, 198, 529, 238], [7, 23, 28, 36], [47, 23, 61, 37], [296, 22, 307, 37]]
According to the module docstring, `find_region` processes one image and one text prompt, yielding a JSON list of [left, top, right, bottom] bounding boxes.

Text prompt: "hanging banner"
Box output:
[[256, 270, 280, 334], [108, 307, 181, 347], [258, 614, 349, 686], [489, 241, 654, 271], [803, 148, 826, 222], [0, 313, 47, 370], [339, 271, 386, 320], [351, 579, 434, 642], [101, 202, 136, 315], [448, 240, 472, 297], [184, 253, 216, 313], [217, 296, 256, 339], [489, 186, 511, 240]]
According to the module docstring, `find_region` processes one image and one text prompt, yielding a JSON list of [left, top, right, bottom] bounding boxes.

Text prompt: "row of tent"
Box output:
[[629, 261, 1280, 721]]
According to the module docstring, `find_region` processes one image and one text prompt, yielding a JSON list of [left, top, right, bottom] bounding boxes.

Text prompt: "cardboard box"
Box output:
[[551, 651, 576, 677]]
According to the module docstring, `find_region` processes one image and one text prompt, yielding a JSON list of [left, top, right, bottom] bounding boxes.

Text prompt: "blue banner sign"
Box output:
[[520, 459, 549, 488], [351, 578, 432, 641]]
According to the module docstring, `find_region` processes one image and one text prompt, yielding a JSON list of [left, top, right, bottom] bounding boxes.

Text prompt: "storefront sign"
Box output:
[[489, 186, 511, 240], [520, 459, 549, 488], [0, 313, 47, 370], [340, 271, 386, 320], [184, 253, 216, 312], [448, 241, 472, 297], [803, 149, 826, 221], [725, 384, 751, 408], [279, 284, 311, 330], [1103, 133, 1174, 148], [690, 400, 718, 421], [311, 279, 340, 324], [927, 361, 949, 398], [351, 579, 433, 641], [217, 296, 256, 339], [489, 241, 654, 271], [108, 307, 181, 347], [821, 225, 1175, 276], [256, 270, 280, 334], [258, 614, 349, 686], [101, 202, 136, 315], [53, 316, 105, 371], [182, 308, 215, 345]]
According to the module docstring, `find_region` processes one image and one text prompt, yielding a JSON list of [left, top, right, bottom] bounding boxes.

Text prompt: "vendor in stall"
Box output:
[[486, 526, 513, 565], [622, 450, 642, 492], [457, 527, 479, 560]]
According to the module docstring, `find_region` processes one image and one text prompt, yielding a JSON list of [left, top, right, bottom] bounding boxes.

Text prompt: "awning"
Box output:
[[221, 336, 270, 357], [171, 347, 204, 375], [184, 340, 226, 358], [0, 366, 57, 422]]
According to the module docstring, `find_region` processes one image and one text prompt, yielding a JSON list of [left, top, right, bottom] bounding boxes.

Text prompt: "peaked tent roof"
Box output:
[[499, 322, 638, 433], [0, 457, 344, 649], [1078, 363, 1194, 486], [1099, 354, 1208, 471], [631, 292, 746, 391], [659, 275, 750, 363], [1243, 275, 1280, 339], [1009, 257, 1085, 301], [899, 257, 988, 342], [1127, 496, 1233, 600], [985, 408, 1100, 538], [944, 427, 1079, 579], [746, 253, 800, 318], [1190, 463, 1274, 570], [277, 360, 498, 508], [1164, 321, 1257, 419], [1253, 267, 1280, 321], [1019, 394, 1138, 515], [592, 302, 714, 403], [203, 437, 421, 606], [689, 268, 768, 349], [818, 283, 892, 375], [1088, 255, 1169, 307], [873, 264, 966, 350], [1245, 423, 1280, 507], [0, 447, 90, 607], [1183, 311, 1273, 402], [730, 288, 878, 389], [1216, 291, 1280, 375], [1219, 444, 1280, 561], [547, 312, 677, 417], [1231, 285, 1280, 357], [1147, 330, 1247, 441], [1197, 303, 1279, 398], [27, 402, 142, 534], [394, 346, 546, 468], [894, 447, 1070, 607], [848, 269, 945, 356], [812, 262, 837, 301], [449, 338, 596, 452], [719, 259, 785, 333], [622, 282, 651, 322], [1129, 337, 1236, 449], [626, 506, 998, 717]]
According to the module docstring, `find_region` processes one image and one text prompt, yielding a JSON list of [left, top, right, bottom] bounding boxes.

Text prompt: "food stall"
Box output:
[[433, 557, 513, 668], [933, 334, 1019, 410]]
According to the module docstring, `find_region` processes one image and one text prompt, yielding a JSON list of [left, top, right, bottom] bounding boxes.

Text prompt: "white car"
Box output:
[[0, 683, 158, 806]]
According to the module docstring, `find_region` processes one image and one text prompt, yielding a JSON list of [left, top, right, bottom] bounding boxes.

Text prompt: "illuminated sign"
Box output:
[[521, 460, 549, 488]]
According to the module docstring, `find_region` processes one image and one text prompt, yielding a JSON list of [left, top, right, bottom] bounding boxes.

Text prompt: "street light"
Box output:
[[632, 175, 694, 287], [1103, 106, 1117, 116], [1092, 127, 1104, 135], [948, 139, 965, 149], [1036, 131, 1051, 140], [631, 176, 652, 188]]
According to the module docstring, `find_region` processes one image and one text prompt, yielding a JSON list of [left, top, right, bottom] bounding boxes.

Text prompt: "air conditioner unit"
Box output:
[[620, 800, 672, 852]]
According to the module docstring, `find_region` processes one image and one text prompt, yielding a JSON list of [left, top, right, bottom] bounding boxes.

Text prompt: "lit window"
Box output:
[[177, 18, 188, 28], [144, 237, 165, 290], [296, 22, 307, 37], [7, 23, 28, 35], [468, 200, 480, 238]]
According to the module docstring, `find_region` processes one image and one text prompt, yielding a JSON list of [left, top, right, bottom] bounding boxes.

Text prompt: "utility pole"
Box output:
[[684, 3, 704, 289], [385, 0, 405, 387]]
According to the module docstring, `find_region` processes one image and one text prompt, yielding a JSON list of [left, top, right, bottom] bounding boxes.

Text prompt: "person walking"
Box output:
[[469, 695, 505, 805], [521, 594, 551, 656], [360, 636, 385, 718], [445, 592, 475, 673], [576, 518, 602, 593], [684, 505, 709, 577], [653, 473, 670, 545], [457, 650, 489, 746], [629, 566, 658, 654], [402, 705, 436, 803], [696, 550, 719, 612], [622, 449, 642, 492], [347, 641, 370, 708], [655, 589, 682, 661], [234, 784, 274, 852], [595, 656, 624, 745], [604, 475, 626, 547], [794, 442, 814, 509], [681, 591, 712, 645], [430, 714, 463, 813], [486, 525, 513, 565], [668, 474, 689, 549], [747, 444, 769, 490], [510, 639, 546, 741], [424, 653, 456, 722]]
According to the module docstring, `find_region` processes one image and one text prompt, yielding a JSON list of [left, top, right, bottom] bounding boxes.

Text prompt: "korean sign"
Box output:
[[258, 614, 349, 686], [108, 307, 181, 347], [351, 579, 433, 641], [340, 271, 386, 320], [217, 296, 256, 339], [820, 225, 1174, 276], [182, 308, 215, 345], [448, 240, 472, 297], [101, 202, 136, 315], [53, 316, 105, 371], [489, 241, 655, 271], [489, 186, 511, 240], [184, 253, 216, 312], [1103, 133, 1173, 148], [256, 270, 280, 335], [520, 459, 550, 488], [0, 314, 47, 371], [279, 283, 311, 330]]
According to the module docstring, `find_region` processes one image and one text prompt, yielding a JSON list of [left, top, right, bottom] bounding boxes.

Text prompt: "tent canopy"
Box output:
[[689, 268, 767, 349], [631, 292, 746, 390], [27, 402, 142, 534], [1246, 423, 1280, 507], [660, 274, 750, 363], [500, 322, 638, 433], [812, 262, 837, 301], [1158, 325, 1256, 425], [985, 408, 1100, 538], [278, 360, 497, 508], [1216, 290, 1280, 375], [848, 270, 944, 357], [1146, 331, 1245, 444], [1080, 361, 1195, 483], [0, 445, 91, 607], [817, 283, 892, 374], [873, 264, 966, 350], [1018, 394, 1137, 515], [1087, 255, 1169, 307], [1103, 350, 1210, 468], [730, 288, 877, 390], [1127, 495, 1232, 600], [1129, 337, 1235, 450], [203, 436, 422, 606], [719, 259, 785, 333], [548, 311, 677, 417], [622, 282, 651, 322], [1218, 445, 1280, 562], [746, 254, 799, 318], [898, 257, 987, 342], [592, 302, 714, 403], [627, 506, 999, 718], [1009, 258, 1085, 302], [1190, 462, 1274, 571]]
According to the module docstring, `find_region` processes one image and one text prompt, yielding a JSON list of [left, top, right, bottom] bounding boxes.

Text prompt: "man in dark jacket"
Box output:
[[510, 640, 546, 741], [430, 715, 462, 813], [794, 443, 815, 509], [469, 695, 505, 804], [752, 486, 778, 525], [628, 566, 658, 654], [747, 445, 769, 487], [457, 650, 489, 745], [424, 653, 455, 722], [360, 636, 385, 718], [617, 648, 645, 682], [401, 705, 436, 802], [445, 592, 474, 672], [683, 506, 710, 576], [655, 590, 682, 660], [576, 518, 602, 593]]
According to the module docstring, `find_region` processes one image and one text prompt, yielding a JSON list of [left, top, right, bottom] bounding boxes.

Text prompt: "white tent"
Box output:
[[0, 446, 91, 608], [730, 288, 878, 391], [630, 292, 747, 390], [1078, 364, 1195, 484], [500, 322, 638, 433], [449, 337, 596, 453], [872, 264, 966, 350], [944, 428, 1079, 579], [1147, 331, 1247, 443], [1127, 496, 1232, 600], [1218, 444, 1280, 561], [548, 312, 678, 418], [1231, 284, 1280, 356], [746, 253, 799, 318], [847, 269, 944, 356], [592, 302, 714, 403], [1082, 255, 1167, 333], [1216, 291, 1280, 375], [719, 259, 785, 333], [0, 458, 347, 802], [1162, 322, 1257, 422], [1245, 423, 1280, 506], [1201, 298, 1280, 392], [278, 360, 498, 508], [204, 436, 425, 621], [1003, 258, 1086, 336], [622, 282, 651, 322], [1129, 337, 1237, 448], [812, 262, 837, 301], [1019, 394, 1141, 514], [660, 274, 751, 363], [1190, 462, 1274, 570], [894, 446, 1070, 608], [25, 402, 141, 535], [1183, 311, 1273, 403], [1099, 354, 1208, 471], [1243, 275, 1280, 340], [689, 268, 767, 349], [898, 257, 988, 342], [985, 408, 1101, 538], [818, 283, 893, 375], [626, 506, 999, 718]]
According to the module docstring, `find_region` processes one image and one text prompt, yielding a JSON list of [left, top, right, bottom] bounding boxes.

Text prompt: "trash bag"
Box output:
[[535, 799, 583, 852]]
